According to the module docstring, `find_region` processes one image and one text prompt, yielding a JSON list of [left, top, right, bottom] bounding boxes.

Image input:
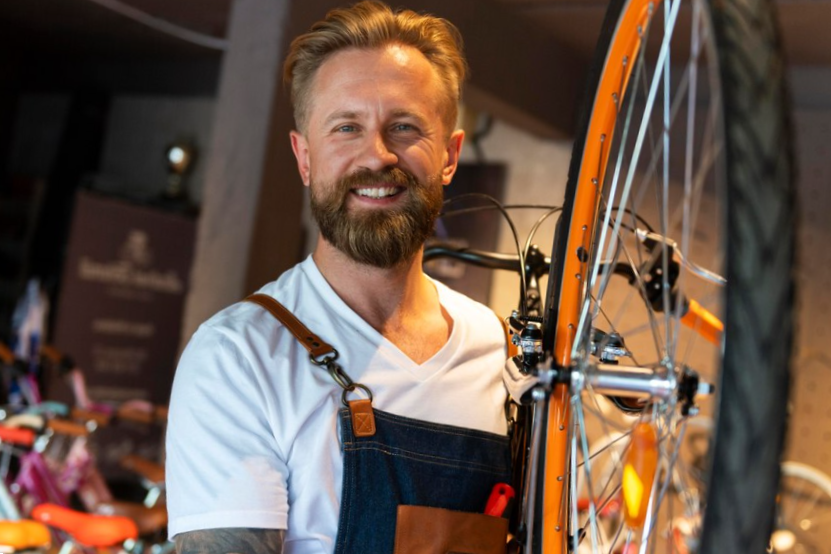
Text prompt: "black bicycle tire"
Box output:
[[541, 0, 796, 552], [700, 0, 794, 551]]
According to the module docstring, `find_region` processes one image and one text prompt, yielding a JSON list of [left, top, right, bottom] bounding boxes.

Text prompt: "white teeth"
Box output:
[[355, 187, 399, 198]]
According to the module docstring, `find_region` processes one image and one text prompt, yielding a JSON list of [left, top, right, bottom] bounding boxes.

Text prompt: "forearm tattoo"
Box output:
[[174, 528, 286, 554]]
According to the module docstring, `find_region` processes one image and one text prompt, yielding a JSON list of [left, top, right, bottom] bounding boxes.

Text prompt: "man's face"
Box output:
[[290, 44, 464, 268]]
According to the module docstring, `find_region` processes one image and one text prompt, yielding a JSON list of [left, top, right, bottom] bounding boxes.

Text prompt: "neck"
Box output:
[[312, 239, 438, 333]]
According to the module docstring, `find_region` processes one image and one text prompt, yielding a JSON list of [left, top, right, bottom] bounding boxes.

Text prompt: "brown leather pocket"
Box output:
[[393, 505, 508, 554]]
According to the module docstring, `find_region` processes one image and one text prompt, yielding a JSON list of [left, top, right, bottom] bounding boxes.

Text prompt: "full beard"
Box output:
[[310, 167, 444, 269]]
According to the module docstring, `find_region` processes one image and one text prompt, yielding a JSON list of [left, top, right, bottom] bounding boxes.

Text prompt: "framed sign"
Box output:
[[51, 190, 195, 473]]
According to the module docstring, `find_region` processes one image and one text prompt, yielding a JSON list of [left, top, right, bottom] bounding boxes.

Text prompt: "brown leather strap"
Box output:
[[245, 293, 376, 437], [245, 294, 335, 359], [349, 399, 376, 438]]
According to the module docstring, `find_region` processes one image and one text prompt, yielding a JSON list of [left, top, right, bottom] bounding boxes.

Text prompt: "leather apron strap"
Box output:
[[245, 293, 335, 359], [244, 293, 376, 438]]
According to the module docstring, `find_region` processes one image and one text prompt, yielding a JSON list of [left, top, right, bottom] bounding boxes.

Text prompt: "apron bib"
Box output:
[[334, 407, 510, 554], [245, 294, 511, 554]]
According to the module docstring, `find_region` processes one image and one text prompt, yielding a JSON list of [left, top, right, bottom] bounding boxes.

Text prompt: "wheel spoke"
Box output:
[[547, 0, 792, 552]]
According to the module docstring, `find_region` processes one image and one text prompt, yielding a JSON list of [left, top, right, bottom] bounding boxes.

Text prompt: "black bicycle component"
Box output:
[[678, 366, 702, 418], [638, 237, 681, 313], [426, 241, 552, 376], [607, 392, 648, 415], [424, 243, 524, 272], [590, 328, 629, 363], [424, 243, 551, 298], [511, 321, 544, 375], [601, 237, 684, 315], [523, 245, 549, 317], [588, 328, 645, 414]]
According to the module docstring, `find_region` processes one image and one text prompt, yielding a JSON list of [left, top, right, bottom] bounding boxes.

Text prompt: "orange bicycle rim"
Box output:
[[541, 1, 659, 552]]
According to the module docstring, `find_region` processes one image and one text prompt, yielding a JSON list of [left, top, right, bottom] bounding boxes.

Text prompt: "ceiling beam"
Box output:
[[181, 0, 292, 342]]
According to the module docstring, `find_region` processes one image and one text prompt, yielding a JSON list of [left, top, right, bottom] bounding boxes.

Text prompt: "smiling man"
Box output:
[[166, 3, 512, 553]]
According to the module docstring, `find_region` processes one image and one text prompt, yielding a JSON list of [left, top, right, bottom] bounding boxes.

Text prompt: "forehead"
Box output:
[[307, 44, 446, 125]]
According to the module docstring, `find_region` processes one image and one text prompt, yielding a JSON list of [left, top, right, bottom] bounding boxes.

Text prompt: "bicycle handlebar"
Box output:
[[423, 241, 724, 345], [424, 243, 524, 272], [424, 242, 552, 277]]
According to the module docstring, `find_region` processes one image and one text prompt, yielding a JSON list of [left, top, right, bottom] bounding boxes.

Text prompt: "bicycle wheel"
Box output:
[[772, 462, 831, 554], [536, 0, 795, 552]]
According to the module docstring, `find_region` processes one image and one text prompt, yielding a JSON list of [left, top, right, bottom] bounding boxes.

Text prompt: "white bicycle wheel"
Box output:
[[772, 462, 831, 554]]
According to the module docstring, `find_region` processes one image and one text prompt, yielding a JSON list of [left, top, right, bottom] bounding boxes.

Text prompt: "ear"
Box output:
[[290, 131, 312, 186], [441, 129, 465, 186]]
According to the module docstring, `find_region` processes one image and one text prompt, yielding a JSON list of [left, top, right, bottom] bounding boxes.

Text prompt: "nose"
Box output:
[[357, 131, 398, 171]]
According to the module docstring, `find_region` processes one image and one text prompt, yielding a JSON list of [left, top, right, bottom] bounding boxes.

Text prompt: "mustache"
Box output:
[[339, 167, 420, 192]]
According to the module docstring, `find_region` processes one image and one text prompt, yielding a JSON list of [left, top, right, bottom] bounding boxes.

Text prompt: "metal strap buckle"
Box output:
[[341, 383, 373, 406], [309, 350, 374, 405]]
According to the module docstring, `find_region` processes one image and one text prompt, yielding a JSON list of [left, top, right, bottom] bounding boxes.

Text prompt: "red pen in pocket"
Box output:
[[484, 482, 516, 518]]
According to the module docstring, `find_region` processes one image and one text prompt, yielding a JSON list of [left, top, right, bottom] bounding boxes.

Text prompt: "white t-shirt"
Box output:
[[166, 256, 509, 554]]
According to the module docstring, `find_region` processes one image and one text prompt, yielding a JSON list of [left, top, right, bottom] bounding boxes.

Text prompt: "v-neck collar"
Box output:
[[299, 256, 461, 374]]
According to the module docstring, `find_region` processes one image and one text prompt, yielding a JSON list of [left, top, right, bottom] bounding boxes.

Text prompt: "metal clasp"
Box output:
[[309, 350, 374, 406]]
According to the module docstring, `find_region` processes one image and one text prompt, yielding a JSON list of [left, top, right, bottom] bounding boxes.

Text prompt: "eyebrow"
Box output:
[[389, 109, 428, 126], [321, 109, 429, 128], [323, 110, 360, 127]]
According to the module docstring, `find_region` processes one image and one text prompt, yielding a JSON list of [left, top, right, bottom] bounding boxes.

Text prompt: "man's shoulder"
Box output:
[[192, 256, 348, 355], [175, 261, 326, 391], [202, 260, 314, 331], [181, 262, 309, 356]]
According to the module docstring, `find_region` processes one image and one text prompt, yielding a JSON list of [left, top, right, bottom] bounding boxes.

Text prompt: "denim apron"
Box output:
[[334, 407, 511, 554], [245, 294, 511, 554]]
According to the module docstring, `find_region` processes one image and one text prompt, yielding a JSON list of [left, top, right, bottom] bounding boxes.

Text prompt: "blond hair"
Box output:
[[284, 1, 467, 133]]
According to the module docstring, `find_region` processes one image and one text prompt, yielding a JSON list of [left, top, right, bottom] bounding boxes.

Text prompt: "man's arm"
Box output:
[[174, 528, 286, 554]]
